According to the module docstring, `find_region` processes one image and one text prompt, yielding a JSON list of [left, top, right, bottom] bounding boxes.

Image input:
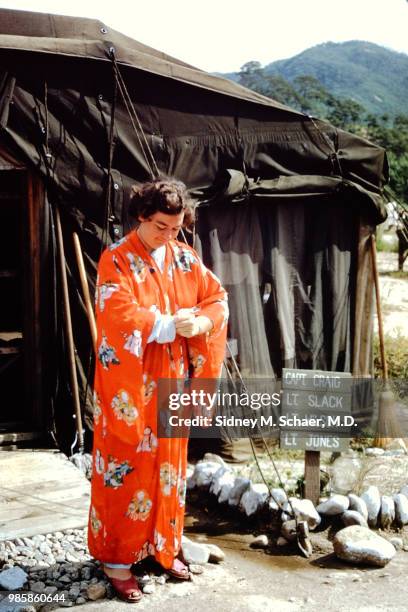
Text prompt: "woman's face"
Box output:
[[138, 211, 185, 251]]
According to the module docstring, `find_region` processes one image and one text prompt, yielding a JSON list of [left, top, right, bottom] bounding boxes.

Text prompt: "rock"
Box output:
[[181, 536, 210, 565], [205, 543, 225, 563], [87, 582, 106, 600], [282, 498, 321, 530], [218, 478, 235, 504], [394, 493, 408, 526], [389, 537, 403, 550], [240, 484, 268, 516], [209, 468, 234, 497], [365, 447, 385, 456], [138, 574, 152, 585], [281, 520, 297, 542], [30, 580, 46, 593], [250, 535, 269, 549], [400, 485, 408, 498], [143, 583, 155, 594], [270, 488, 287, 508], [341, 510, 368, 528], [59, 575, 72, 584], [192, 462, 223, 488], [333, 526, 396, 567], [317, 495, 349, 515], [189, 564, 204, 574], [0, 566, 28, 590], [348, 494, 368, 521], [202, 453, 227, 468], [155, 574, 169, 584], [331, 456, 362, 494], [380, 495, 395, 529], [277, 537, 289, 547], [76, 597, 87, 605], [228, 478, 251, 507], [361, 486, 381, 527]]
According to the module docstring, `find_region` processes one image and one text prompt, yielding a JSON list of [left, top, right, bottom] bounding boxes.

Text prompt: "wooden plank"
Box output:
[[304, 451, 320, 505]]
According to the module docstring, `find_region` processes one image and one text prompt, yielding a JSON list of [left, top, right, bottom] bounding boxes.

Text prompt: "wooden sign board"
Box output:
[[280, 430, 350, 451], [281, 368, 352, 504]]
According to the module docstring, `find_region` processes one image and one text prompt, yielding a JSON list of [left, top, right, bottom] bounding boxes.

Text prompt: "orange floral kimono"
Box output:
[[87, 230, 228, 568]]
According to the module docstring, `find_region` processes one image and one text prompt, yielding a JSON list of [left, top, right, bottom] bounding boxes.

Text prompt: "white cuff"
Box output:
[[147, 312, 176, 344]]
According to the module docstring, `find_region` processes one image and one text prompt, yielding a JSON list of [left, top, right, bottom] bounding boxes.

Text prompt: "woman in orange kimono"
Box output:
[[88, 178, 228, 602]]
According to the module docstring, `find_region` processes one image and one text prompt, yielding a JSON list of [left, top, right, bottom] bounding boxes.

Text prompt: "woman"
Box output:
[[88, 177, 228, 602]]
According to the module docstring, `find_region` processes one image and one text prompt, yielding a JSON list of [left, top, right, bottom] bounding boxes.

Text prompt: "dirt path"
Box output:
[[377, 252, 408, 338], [52, 501, 408, 612]]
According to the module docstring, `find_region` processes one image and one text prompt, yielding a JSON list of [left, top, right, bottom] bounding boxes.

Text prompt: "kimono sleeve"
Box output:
[[93, 248, 156, 445], [187, 258, 229, 379]]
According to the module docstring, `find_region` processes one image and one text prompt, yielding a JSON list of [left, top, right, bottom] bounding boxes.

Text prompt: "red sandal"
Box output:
[[105, 574, 143, 603], [166, 557, 191, 581]]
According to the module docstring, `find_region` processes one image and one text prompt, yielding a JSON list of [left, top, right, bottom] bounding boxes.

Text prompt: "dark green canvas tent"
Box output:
[[0, 8, 387, 450]]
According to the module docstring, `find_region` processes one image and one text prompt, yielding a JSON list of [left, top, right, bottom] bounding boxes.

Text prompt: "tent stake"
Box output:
[[55, 206, 84, 451], [73, 232, 97, 352]]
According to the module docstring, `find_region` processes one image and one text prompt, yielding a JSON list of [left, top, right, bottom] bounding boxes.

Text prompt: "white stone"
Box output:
[[205, 543, 225, 563], [394, 493, 408, 526], [317, 495, 349, 515], [333, 526, 396, 567], [389, 537, 403, 550], [240, 483, 269, 516], [181, 536, 210, 565], [331, 456, 362, 494], [348, 494, 368, 521], [209, 467, 234, 497], [202, 453, 227, 468], [270, 488, 288, 507], [282, 497, 321, 530], [361, 486, 381, 527], [143, 583, 155, 594], [228, 477, 251, 507], [380, 495, 395, 529], [0, 566, 28, 590], [341, 510, 368, 528], [218, 480, 235, 504], [193, 462, 223, 488], [399, 485, 408, 498], [249, 535, 269, 549]]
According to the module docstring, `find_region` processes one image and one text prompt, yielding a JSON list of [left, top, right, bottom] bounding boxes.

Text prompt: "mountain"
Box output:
[[222, 41, 408, 117]]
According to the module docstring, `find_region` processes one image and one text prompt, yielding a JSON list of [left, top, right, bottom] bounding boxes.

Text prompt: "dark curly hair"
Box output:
[[128, 177, 195, 227]]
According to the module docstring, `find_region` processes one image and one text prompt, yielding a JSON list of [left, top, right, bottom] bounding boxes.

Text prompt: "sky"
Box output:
[[0, 0, 407, 72]]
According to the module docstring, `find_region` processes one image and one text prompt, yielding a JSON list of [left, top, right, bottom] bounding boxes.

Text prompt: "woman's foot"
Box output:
[[103, 566, 143, 602], [167, 557, 191, 581]]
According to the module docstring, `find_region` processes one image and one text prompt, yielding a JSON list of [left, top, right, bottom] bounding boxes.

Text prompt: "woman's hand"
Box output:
[[174, 309, 213, 338]]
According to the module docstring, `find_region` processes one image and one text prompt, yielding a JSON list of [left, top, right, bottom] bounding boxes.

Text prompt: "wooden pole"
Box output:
[[370, 234, 388, 381], [72, 232, 97, 352], [304, 450, 320, 505], [55, 207, 84, 449]]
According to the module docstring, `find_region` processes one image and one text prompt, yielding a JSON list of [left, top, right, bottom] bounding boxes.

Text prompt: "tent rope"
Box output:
[[109, 48, 159, 179]]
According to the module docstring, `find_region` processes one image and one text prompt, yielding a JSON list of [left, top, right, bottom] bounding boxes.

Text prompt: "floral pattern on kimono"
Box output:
[[104, 456, 134, 488], [126, 490, 153, 522], [159, 462, 178, 496], [111, 390, 138, 425]]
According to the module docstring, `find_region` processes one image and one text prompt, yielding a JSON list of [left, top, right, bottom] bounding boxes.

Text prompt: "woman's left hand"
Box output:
[[174, 312, 212, 338]]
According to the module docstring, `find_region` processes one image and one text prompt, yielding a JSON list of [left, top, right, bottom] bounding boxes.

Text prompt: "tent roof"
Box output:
[[0, 8, 388, 225], [0, 8, 301, 115]]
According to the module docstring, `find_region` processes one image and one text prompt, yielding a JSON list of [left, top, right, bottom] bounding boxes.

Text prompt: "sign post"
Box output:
[[281, 369, 352, 505]]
